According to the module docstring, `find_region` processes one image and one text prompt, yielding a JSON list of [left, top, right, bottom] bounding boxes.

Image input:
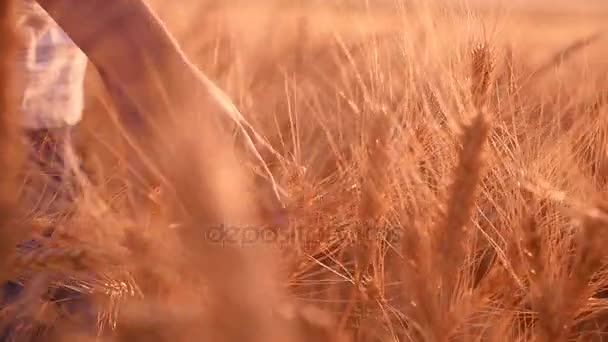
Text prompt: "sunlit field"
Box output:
[[2, 0, 608, 341]]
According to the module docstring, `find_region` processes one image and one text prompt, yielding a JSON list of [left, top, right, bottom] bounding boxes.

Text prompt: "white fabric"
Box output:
[[16, 0, 88, 129]]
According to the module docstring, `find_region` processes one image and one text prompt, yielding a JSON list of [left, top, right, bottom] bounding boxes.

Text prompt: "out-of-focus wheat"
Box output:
[[0, 0, 26, 285]]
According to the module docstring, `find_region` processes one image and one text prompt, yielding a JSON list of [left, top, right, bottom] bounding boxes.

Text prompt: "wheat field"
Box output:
[[2, 0, 608, 341]]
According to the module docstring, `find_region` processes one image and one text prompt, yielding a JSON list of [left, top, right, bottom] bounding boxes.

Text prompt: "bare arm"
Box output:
[[36, 0, 210, 123], [36, 0, 286, 201]]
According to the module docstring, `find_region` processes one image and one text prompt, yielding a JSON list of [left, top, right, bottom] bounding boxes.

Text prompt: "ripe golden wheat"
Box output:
[[2, 1, 608, 341]]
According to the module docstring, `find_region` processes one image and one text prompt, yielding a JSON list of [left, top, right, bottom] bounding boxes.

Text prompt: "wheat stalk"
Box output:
[[0, 0, 27, 286]]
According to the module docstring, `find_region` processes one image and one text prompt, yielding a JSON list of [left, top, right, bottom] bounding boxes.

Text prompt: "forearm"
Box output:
[[35, 0, 206, 120], [36, 0, 286, 202]]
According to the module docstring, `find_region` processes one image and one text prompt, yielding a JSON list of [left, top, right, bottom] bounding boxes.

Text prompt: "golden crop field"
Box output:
[[2, 0, 608, 341]]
